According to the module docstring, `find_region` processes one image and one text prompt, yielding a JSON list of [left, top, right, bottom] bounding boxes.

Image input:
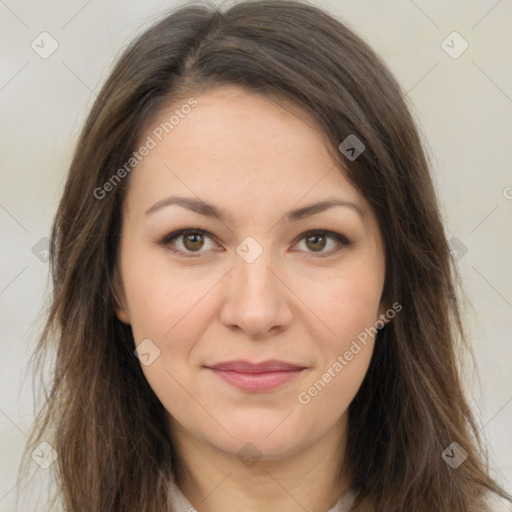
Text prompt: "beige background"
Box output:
[[1, 0, 511, 509]]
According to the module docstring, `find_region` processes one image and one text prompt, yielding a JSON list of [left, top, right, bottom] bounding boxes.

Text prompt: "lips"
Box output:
[[204, 359, 307, 392], [206, 359, 306, 373]]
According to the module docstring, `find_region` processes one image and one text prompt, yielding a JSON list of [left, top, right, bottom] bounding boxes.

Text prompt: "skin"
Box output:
[[115, 85, 388, 512]]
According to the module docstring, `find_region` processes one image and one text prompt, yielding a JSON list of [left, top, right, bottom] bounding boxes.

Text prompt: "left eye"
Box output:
[[293, 231, 350, 256], [160, 229, 350, 258]]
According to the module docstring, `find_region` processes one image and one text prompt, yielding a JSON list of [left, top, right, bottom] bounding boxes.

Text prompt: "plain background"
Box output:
[[1, 0, 511, 509]]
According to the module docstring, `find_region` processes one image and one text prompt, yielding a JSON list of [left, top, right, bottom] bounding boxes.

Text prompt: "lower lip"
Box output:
[[207, 368, 305, 392]]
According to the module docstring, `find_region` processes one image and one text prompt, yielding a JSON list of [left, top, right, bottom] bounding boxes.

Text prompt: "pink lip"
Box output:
[[204, 360, 307, 392]]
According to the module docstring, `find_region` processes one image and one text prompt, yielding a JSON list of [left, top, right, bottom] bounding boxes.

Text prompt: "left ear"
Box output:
[[112, 265, 131, 325]]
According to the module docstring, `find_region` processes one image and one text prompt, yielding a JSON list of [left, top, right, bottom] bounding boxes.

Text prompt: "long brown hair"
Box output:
[[19, 0, 511, 510]]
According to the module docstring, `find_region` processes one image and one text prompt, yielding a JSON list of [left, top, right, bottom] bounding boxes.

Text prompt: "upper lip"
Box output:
[[205, 359, 307, 373]]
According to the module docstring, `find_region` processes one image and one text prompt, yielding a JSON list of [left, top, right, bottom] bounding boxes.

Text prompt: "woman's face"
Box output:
[[115, 85, 387, 461]]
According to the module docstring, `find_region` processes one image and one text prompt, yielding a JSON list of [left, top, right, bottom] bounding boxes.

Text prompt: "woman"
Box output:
[[19, 0, 511, 510]]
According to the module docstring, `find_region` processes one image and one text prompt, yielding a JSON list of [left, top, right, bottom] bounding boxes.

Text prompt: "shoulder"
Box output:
[[168, 478, 196, 512], [485, 492, 512, 512]]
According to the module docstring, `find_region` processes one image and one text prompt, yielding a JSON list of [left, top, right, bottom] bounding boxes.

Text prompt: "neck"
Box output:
[[169, 413, 350, 512]]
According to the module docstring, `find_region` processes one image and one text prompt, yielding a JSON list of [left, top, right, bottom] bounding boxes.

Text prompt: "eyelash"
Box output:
[[158, 228, 351, 259]]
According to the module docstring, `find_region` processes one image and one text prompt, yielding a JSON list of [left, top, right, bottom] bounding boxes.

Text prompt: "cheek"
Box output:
[[294, 260, 382, 399], [120, 243, 223, 343], [297, 259, 384, 342], [295, 283, 377, 423]]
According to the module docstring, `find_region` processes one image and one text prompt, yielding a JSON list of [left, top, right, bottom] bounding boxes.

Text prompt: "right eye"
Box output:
[[159, 228, 220, 258]]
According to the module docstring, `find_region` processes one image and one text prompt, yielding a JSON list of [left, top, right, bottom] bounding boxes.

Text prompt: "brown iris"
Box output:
[[182, 232, 204, 251], [305, 233, 326, 252]]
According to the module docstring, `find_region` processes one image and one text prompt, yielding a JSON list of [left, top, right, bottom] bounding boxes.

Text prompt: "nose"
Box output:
[[219, 246, 294, 339]]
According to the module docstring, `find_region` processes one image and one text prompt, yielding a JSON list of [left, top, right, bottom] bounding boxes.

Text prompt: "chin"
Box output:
[[209, 417, 312, 460]]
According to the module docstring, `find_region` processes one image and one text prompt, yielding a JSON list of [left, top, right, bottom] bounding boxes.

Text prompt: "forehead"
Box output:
[[124, 85, 371, 226]]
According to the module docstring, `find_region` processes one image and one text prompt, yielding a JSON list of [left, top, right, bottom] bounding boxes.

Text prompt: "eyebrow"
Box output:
[[144, 195, 366, 224]]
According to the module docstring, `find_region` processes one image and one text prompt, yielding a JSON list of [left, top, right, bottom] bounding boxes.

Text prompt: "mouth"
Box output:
[[203, 360, 308, 392]]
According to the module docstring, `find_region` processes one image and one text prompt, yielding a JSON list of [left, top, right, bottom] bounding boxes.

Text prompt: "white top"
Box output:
[[168, 479, 356, 511]]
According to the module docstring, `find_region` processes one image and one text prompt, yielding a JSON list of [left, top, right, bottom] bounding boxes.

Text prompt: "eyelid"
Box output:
[[159, 227, 351, 258]]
